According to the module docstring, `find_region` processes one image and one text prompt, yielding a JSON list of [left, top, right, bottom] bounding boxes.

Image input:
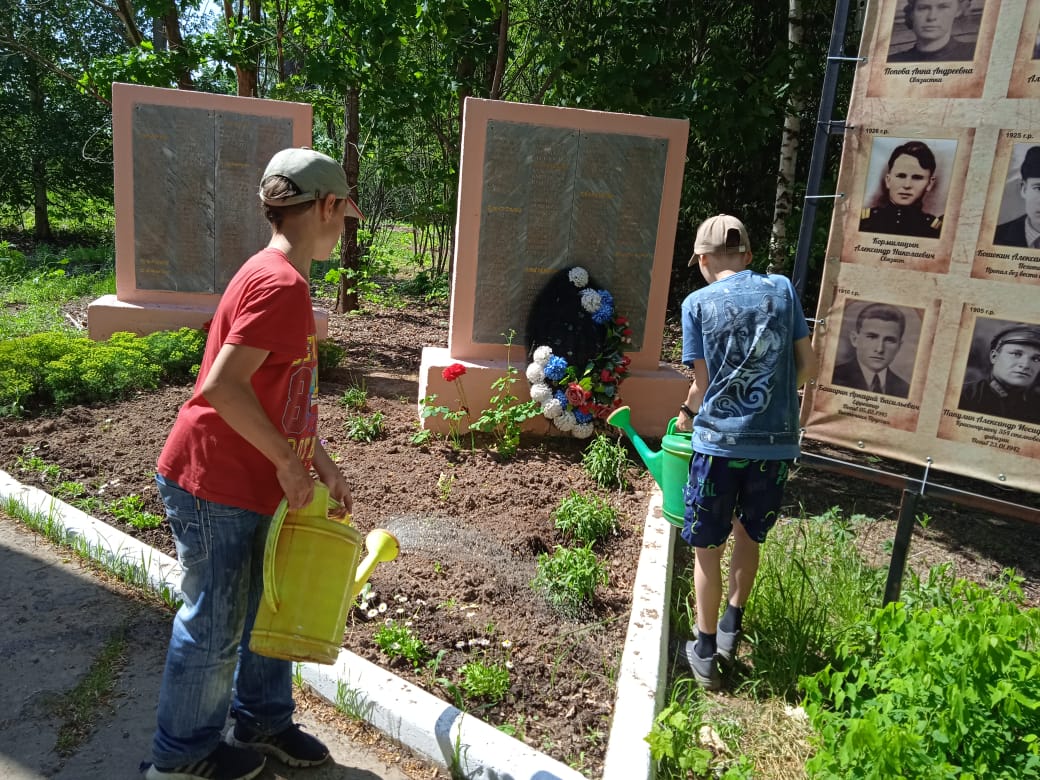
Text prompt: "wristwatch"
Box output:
[[679, 403, 696, 419]]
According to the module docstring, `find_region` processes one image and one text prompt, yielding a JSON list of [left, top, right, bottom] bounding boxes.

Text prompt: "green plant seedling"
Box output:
[[552, 491, 619, 546], [345, 410, 384, 442], [339, 384, 368, 410], [581, 434, 631, 490], [436, 471, 456, 502], [459, 660, 511, 703], [317, 339, 345, 374], [532, 545, 608, 618], [107, 494, 163, 530], [373, 621, 428, 667]]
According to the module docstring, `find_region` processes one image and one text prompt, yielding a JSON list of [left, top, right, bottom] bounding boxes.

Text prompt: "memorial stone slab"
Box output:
[[420, 98, 690, 437], [88, 83, 322, 340]]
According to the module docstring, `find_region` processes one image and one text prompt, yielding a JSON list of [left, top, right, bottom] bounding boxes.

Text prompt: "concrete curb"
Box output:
[[0, 469, 673, 780]]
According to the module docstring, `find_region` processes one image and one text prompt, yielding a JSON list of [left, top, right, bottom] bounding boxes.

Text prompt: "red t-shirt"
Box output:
[[157, 247, 318, 514]]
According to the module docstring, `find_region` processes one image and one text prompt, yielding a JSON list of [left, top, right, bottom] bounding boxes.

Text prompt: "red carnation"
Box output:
[[442, 363, 467, 383], [622, 328, 632, 338], [615, 316, 628, 325], [600, 368, 613, 382]]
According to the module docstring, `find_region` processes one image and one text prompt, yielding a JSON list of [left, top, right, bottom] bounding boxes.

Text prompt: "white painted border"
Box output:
[[0, 469, 672, 780]]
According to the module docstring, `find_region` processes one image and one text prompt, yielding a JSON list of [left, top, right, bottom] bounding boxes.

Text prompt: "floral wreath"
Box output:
[[525, 266, 632, 438]]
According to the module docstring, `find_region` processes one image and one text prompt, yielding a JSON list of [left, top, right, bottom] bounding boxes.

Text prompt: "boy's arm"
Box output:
[[675, 359, 709, 432], [793, 335, 818, 388], [201, 342, 315, 509]]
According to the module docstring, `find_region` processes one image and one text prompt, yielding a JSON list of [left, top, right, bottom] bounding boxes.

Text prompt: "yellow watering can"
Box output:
[[607, 405, 692, 528], [250, 482, 399, 664]]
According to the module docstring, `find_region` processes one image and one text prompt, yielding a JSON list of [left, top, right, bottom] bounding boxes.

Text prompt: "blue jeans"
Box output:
[[151, 475, 294, 768]]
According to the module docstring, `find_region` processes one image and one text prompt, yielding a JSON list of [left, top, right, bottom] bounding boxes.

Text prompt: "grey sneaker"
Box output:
[[716, 627, 742, 663], [142, 743, 265, 780], [680, 640, 721, 691]]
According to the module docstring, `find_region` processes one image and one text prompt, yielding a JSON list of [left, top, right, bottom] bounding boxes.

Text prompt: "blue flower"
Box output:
[[544, 355, 568, 382], [602, 384, 615, 397], [591, 290, 614, 324], [574, 410, 594, 424], [554, 389, 568, 406]]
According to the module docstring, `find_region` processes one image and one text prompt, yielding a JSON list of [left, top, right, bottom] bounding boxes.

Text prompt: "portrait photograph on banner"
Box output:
[[841, 129, 972, 274], [973, 133, 1040, 285], [866, 0, 996, 98], [808, 290, 939, 434], [937, 309, 1040, 462], [1006, 0, 1040, 98]]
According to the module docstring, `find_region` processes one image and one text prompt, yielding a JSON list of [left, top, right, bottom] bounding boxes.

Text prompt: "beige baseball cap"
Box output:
[[259, 147, 363, 219], [690, 214, 750, 265]]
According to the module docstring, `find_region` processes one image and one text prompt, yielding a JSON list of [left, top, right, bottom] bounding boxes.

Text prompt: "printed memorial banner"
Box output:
[[804, 0, 1040, 495]]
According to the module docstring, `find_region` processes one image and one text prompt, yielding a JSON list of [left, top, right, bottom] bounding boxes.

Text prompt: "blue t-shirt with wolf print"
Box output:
[[680, 270, 809, 460]]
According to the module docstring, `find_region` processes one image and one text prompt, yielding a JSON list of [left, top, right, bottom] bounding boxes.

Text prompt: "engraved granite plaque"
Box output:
[[472, 120, 666, 348], [132, 104, 292, 292]]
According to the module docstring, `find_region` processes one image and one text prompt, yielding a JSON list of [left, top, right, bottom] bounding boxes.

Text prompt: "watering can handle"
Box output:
[[667, 416, 679, 436], [262, 499, 290, 614]]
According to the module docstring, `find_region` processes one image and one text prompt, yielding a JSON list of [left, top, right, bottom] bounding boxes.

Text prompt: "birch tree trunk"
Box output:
[[769, 0, 805, 273]]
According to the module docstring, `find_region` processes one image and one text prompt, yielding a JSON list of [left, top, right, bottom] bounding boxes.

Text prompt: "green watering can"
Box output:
[[250, 482, 399, 664], [607, 405, 692, 528]]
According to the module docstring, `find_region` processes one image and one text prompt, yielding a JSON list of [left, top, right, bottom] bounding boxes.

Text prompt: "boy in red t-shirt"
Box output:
[[144, 148, 362, 780]]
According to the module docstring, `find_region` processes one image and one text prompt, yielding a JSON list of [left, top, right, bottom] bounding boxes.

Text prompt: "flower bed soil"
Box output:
[[2, 296, 1039, 776]]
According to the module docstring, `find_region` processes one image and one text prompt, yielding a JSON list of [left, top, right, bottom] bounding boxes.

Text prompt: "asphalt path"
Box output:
[[0, 516, 426, 780]]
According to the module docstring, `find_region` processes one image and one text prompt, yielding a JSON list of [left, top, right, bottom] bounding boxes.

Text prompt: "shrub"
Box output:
[[140, 328, 205, 382], [552, 491, 619, 546], [532, 545, 608, 617], [581, 434, 631, 489], [801, 570, 1040, 779]]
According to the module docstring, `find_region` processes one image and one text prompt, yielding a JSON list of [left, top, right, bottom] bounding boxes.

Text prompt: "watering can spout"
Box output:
[[607, 405, 665, 489], [350, 529, 400, 602]]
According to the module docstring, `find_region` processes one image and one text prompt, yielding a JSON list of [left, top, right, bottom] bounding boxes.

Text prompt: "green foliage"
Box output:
[[345, 410, 384, 442], [373, 621, 428, 668], [552, 491, 619, 546], [581, 434, 631, 489], [0, 328, 204, 417], [459, 661, 511, 703], [106, 495, 163, 530], [744, 509, 884, 700], [532, 545, 608, 618], [801, 570, 1040, 779], [317, 339, 346, 375]]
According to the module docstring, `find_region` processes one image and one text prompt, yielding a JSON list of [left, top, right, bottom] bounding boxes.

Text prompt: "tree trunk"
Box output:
[[223, 0, 258, 96], [162, 1, 194, 90], [28, 69, 52, 240], [490, 0, 509, 100], [336, 87, 362, 314], [769, 0, 805, 274]]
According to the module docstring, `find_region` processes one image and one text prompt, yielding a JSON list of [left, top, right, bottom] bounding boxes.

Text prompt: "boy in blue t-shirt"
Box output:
[[675, 214, 818, 689]]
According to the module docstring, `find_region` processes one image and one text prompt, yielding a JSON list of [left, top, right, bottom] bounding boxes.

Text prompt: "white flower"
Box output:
[[367, 608, 379, 619], [568, 267, 589, 288], [530, 382, 552, 403], [378, 602, 388, 613], [573, 422, 595, 439], [580, 288, 601, 313], [533, 345, 553, 365], [505, 660, 514, 669], [456, 641, 466, 649], [554, 411, 577, 431], [525, 362, 545, 383], [541, 398, 563, 419], [501, 639, 513, 648]]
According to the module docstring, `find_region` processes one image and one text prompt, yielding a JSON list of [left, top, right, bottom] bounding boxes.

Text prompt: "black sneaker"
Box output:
[[142, 742, 265, 780], [228, 721, 330, 768], [680, 639, 721, 691]]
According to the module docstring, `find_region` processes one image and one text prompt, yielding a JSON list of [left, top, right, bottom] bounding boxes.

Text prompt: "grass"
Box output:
[[53, 625, 128, 756]]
